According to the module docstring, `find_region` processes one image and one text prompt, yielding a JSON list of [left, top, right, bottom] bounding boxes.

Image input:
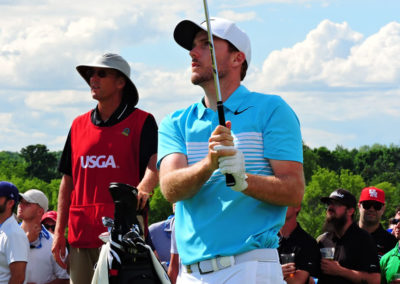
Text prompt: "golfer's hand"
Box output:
[[217, 147, 248, 192], [208, 121, 235, 171], [52, 232, 68, 269]]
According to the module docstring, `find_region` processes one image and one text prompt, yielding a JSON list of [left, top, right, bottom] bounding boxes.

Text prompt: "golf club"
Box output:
[[202, 0, 235, 186]]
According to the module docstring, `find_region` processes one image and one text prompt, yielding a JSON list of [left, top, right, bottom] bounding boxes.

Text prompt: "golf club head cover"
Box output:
[[108, 182, 141, 237], [215, 145, 248, 192]]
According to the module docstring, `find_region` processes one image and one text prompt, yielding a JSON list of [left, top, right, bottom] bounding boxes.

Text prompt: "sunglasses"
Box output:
[[86, 69, 112, 78], [390, 218, 400, 225], [361, 201, 383, 211], [43, 224, 56, 231]]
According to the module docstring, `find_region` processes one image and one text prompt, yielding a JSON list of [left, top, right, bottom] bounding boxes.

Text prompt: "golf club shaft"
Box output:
[[202, 0, 235, 187]]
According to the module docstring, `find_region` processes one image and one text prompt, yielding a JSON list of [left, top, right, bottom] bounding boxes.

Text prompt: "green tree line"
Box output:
[[1, 143, 399, 237]]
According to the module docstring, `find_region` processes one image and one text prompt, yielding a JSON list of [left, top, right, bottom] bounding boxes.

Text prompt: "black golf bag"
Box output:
[[92, 182, 171, 284]]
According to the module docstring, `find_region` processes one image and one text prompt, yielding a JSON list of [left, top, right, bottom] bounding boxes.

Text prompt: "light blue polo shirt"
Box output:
[[157, 85, 303, 265]]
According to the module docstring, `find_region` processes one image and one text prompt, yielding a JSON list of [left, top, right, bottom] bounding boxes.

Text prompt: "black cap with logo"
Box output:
[[320, 188, 357, 208]]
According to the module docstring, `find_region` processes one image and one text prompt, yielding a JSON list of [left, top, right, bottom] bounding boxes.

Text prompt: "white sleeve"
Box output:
[[170, 219, 178, 255], [7, 227, 29, 264]]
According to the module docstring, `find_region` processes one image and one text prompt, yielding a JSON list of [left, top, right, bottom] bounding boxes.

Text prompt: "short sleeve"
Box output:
[[157, 113, 187, 169], [6, 228, 29, 264], [263, 96, 303, 163]]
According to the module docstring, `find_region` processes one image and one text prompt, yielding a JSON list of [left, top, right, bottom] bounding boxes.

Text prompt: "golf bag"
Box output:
[[92, 182, 171, 284]]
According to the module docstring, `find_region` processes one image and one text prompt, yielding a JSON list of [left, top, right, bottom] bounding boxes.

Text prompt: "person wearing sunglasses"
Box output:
[[17, 189, 69, 284], [41, 210, 57, 234], [380, 215, 400, 284], [358, 187, 397, 260], [53, 53, 159, 284], [318, 188, 380, 284]]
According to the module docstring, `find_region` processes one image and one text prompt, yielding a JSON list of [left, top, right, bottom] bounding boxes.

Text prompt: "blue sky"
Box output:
[[1, 0, 399, 152]]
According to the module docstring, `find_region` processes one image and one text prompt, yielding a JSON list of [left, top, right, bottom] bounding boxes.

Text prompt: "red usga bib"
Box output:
[[69, 109, 149, 248]]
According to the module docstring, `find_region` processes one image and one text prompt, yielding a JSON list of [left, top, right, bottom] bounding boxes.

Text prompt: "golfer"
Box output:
[[157, 17, 304, 283]]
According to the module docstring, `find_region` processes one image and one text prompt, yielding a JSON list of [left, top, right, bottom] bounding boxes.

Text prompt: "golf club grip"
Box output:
[[217, 102, 236, 187], [225, 174, 236, 187]]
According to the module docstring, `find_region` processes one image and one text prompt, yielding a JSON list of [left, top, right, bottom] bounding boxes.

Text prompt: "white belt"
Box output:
[[182, 249, 279, 275]]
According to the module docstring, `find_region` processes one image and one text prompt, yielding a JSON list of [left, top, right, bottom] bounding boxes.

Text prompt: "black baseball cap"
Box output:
[[320, 188, 357, 208]]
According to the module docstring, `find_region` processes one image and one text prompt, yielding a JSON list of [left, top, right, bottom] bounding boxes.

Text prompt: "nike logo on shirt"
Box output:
[[234, 106, 253, 115]]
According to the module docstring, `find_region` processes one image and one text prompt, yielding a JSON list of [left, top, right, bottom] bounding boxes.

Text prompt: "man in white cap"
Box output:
[[18, 189, 69, 284], [158, 18, 304, 283], [0, 181, 29, 284], [357, 186, 397, 259], [53, 53, 159, 283]]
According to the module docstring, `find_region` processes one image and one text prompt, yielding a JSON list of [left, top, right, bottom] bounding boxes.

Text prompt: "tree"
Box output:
[[149, 186, 173, 225], [354, 144, 400, 185], [0, 151, 27, 178], [303, 143, 319, 183], [373, 181, 400, 228], [20, 144, 60, 182], [331, 145, 357, 173]]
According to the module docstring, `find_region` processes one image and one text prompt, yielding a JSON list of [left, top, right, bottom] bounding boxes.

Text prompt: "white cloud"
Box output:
[[134, 66, 204, 122], [0, 113, 13, 125], [246, 19, 400, 123], [25, 90, 91, 112], [302, 127, 357, 150], [0, 0, 203, 89], [217, 10, 257, 22], [252, 20, 400, 91]]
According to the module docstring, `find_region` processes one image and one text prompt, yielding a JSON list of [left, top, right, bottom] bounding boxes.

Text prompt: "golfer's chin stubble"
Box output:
[[191, 73, 211, 86]]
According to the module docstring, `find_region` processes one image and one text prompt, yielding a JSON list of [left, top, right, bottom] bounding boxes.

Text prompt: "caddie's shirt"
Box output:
[[158, 85, 303, 265], [318, 222, 380, 284], [369, 224, 397, 259], [59, 96, 157, 179], [278, 223, 321, 278]]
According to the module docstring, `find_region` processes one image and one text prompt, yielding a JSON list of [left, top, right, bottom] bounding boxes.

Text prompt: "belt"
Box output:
[[182, 249, 278, 275]]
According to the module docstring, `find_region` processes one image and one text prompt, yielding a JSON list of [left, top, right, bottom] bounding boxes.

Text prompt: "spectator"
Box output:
[[41, 211, 57, 234], [395, 206, 400, 220], [388, 206, 400, 234], [0, 181, 29, 284], [357, 187, 397, 259], [318, 188, 380, 284], [148, 204, 175, 267], [278, 206, 320, 284], [388, 217, 399, 234], [52, 53, 159, 284], [380, 216, 400, 283], [18, 189, 69, 284], [158, 17, 304, 283]]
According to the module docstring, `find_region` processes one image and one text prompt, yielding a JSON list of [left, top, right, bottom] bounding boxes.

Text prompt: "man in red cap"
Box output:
[[358, 186, 397, 259], [41, 211, 57, 234]]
